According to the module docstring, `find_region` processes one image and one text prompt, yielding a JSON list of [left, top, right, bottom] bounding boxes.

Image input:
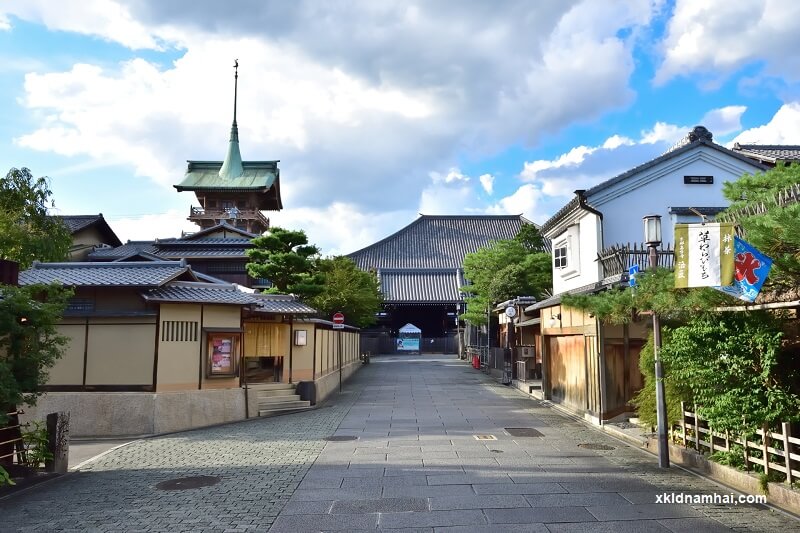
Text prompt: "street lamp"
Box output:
[[643, 214, 669, 468]]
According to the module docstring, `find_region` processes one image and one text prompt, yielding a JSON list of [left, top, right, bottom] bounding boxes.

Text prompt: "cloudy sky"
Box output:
[[1, 0, 799, 254]]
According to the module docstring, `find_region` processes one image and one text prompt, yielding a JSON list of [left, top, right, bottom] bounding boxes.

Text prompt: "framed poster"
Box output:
[[207, 334, 239, 377], [294, 329, 307, 346]]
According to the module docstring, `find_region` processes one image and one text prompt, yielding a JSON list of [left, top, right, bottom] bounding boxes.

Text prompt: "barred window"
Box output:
[[554, 246, 568, 269], [161, 320, 199, 342]]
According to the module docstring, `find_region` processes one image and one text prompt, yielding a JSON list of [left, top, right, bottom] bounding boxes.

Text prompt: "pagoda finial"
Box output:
[[219, 58, 244, 179]]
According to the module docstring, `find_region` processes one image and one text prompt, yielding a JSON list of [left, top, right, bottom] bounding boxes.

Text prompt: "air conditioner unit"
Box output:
[[518, 346, 535, 358]]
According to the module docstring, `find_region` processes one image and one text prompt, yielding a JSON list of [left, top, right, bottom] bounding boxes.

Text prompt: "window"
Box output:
[[554, 245, 568, 269]]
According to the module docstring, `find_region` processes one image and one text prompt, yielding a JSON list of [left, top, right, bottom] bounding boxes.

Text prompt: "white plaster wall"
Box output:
[[589, 146, 761, 249], [552, 213, 602, 295]]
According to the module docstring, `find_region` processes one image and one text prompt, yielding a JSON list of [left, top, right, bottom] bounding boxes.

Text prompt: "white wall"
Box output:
[[588, 145, 761, 248], [551, 212, 602, 295]]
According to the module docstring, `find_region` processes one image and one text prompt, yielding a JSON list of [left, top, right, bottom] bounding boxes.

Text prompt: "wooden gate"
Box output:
[[546, 335, 586, 410]]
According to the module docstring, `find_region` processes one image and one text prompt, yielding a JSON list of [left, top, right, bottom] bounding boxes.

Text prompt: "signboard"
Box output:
[[714, 237, 773, 302], [674, 223, 735, 288], [628, 264, 639, 287], [504, 306, 516, 318], [332, 312, 344, 330], [397, 337, 420, 351]]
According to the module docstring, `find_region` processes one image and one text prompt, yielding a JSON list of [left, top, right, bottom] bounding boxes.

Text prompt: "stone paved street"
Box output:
[[3, 354, 799, 532]]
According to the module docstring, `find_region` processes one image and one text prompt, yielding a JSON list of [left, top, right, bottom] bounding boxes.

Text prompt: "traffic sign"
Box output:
[[332, 312, 345, 329], [628, 264, 640, 287]]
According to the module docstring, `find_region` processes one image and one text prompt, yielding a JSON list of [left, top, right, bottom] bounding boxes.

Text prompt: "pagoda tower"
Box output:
[[174, 60, 282, 234]]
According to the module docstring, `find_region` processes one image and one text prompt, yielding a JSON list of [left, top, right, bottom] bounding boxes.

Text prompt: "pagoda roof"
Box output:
[[175, 160, 279, 192]]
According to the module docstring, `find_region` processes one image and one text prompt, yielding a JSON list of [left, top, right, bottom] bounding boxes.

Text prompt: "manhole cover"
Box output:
[[325, 435, 358, 442], [155, 476, 220, 491], [577, 443, 615, 451], [473, 434, 497, 441], [490, 449, 504, 453], [505, 427, 543, 437]]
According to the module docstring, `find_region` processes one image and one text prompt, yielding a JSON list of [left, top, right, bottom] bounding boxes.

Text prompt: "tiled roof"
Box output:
[[155, 247, 250, 258], [183, 222, 258, 239], [53, 214, 123, 246], [732, 144, 800, 164], [57, 215, 103, 233], [88, 241, 161, 260], [251, 294, 318, 314], [175, 161, 278, 191], [158, 238, 252, 246], [141, 282, 257, 305], [348, 215, 530, 270], [19, 261, 192, 287], [379, 269, 464, 303]]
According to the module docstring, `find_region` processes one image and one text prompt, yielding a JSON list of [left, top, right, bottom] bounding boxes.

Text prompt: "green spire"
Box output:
[[219, 59, 244, 179]]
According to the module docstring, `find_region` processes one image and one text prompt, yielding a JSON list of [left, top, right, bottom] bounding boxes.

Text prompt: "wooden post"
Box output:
[[680, 401, 687, 448], [782, 422, 793, 486], [724, 430, 730, 453], [762, 424, 770, 476], [694, 405, 701, 452], [743, 433, 750, 471], [709, 424, 715, 455]]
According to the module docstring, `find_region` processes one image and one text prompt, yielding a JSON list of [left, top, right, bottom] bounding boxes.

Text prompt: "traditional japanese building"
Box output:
[[348, 214, 534, 352], [174, 61, 282, 234]]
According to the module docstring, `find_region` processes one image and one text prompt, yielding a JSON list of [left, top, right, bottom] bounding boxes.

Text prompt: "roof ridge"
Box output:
[[31, 260, 185, 269]]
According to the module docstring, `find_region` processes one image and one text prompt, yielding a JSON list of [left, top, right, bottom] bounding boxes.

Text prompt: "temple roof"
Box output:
[[379, 269, 464, 303], [348, 214, 531, 270], [19, 261, 195, 287]]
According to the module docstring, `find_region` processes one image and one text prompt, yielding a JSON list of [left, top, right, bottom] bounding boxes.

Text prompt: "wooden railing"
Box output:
[[597, 242, 675, 279], [189, 206, 269, 229], [676, 402, 800, 485], [0, 410, 25, 465]]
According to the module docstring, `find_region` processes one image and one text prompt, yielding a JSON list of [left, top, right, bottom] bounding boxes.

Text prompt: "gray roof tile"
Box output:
[[348, 215, 530, 270], [732, 143, 800, 163], [379, 269, 464, 303], [19, 261, 192, 287], [88, 241, 160, 259], [142, 282, 257, 305], [251, 294, 317, 314]]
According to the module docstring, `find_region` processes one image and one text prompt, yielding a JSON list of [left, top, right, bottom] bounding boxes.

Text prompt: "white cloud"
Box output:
[[656, 0, 800, 85], [486, 184, 546, 220], [0, 14, 11, 30], [732, 102, 800, 144], [701, 105, 747, 136], [430, 168, 470, 184], [479, 173, 494, 195], [104, 209, 197, 242], [268, 203, 416, 256], [640, 122, 686, 145], [4, 1, 667, 253], [0, 0, 169, 49]]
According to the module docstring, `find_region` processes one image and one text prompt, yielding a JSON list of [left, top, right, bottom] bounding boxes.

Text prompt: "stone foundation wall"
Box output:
[[22, 389, 247, 438], [315, 361, 362, 404]]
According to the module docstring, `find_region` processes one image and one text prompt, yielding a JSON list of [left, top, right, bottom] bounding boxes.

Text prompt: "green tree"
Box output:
[[0, 168, 71, 268], [245, 227, 323, 299], [310, 256, 383, 327], [461, 225, 552, 325], [0, 284, 71, 425]]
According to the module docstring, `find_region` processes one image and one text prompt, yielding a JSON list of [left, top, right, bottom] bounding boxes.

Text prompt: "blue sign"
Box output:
[[397, 338, 420, 351], [628, 264, 640, 287], [714, 237, 773, 302]]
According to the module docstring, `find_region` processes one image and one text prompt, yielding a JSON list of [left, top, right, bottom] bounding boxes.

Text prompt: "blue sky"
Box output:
[[1, 1, 799, 254]]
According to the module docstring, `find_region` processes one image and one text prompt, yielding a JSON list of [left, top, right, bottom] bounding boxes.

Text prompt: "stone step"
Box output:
[[258, 405, 312, 417], [257, 400, 311, 415], [258, 394, 302, 404], [245, 383, 295, 391], [256, 388, 299, 397]]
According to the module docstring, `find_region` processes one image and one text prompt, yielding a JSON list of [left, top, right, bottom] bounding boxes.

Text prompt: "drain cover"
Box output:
[[325, 435, 358, 442], [578, 443, 615, 451], [473, 434, 497, 441], [505, 427, 543, 437], [490, 449, 504, 453], [156, 476, 220, 491]]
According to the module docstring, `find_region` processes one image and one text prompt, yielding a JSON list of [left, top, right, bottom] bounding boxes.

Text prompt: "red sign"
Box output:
[[332, 312, 345, 324]]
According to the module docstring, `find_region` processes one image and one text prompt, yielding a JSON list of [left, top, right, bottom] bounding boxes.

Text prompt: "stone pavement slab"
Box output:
[[3, 353, 799, 532]]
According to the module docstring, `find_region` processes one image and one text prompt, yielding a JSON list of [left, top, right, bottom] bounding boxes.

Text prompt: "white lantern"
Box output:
[[643, 215, 662, 246]]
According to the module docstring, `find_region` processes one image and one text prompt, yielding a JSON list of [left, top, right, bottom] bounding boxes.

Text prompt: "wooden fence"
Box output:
[[717, 183, 800, 224], [597, 242, 675, 279], [676, 402, 800, 485], [0, 410, 25, 466]]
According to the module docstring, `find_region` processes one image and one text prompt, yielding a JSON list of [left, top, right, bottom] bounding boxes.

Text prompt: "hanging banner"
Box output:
[[714, 237, 773, 302], [674, 223, 736, 288]]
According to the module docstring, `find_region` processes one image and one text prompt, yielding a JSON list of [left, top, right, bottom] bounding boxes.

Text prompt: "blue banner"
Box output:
[[714, 237, 773, 303], [397, 337, 420, 351]]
